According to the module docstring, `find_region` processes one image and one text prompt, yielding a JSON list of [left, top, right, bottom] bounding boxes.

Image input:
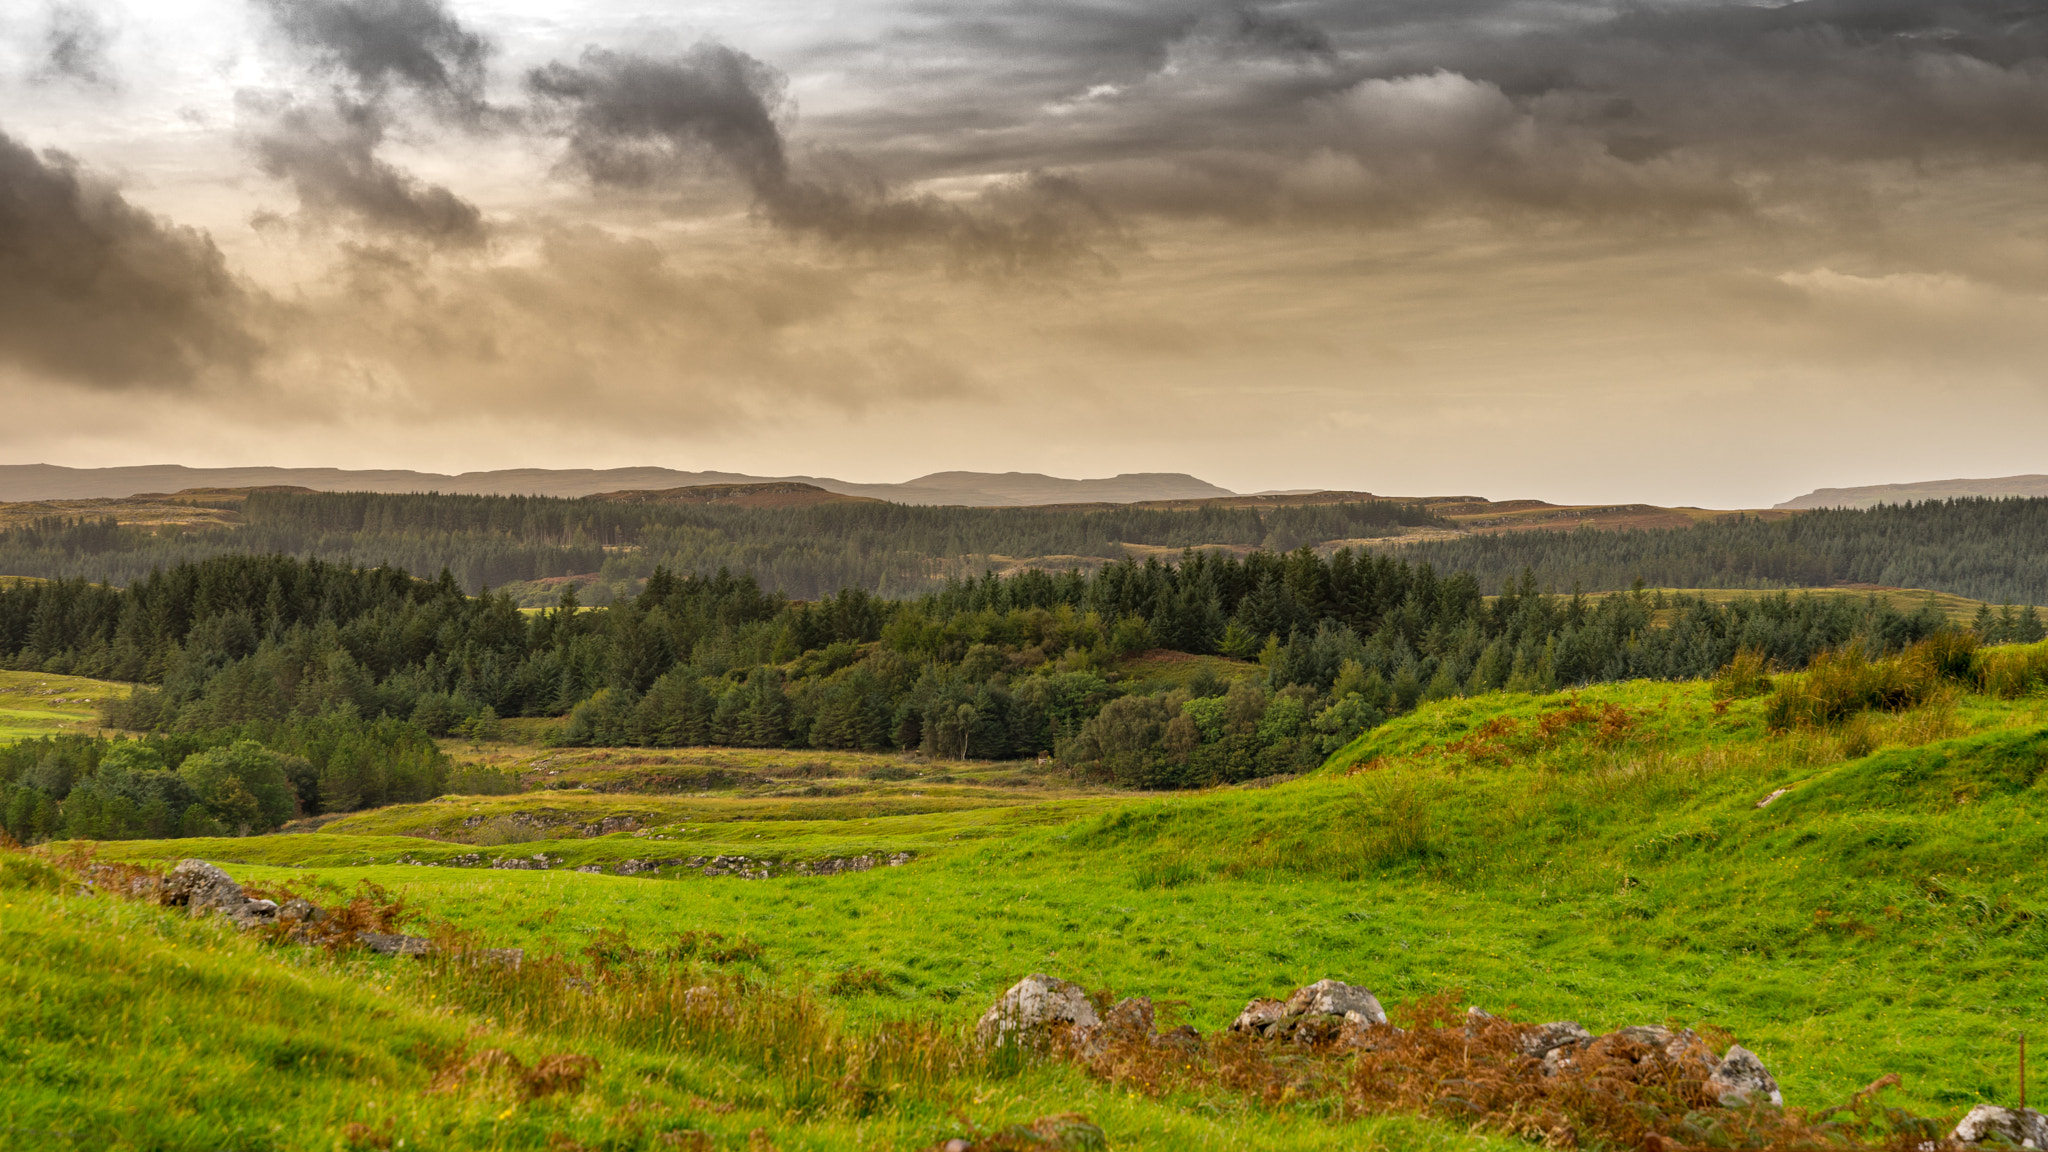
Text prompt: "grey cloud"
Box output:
[[0, 130, 261, 389], [246, 96, 486, 246], [255, 0, 491, 117], [783, 0, 2048, 228], [34, 3, 116, 89], [528, 46, 1122, 274], [248, 0, 492, 244]]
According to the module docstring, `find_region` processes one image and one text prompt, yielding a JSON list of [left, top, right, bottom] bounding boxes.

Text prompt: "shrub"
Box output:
[[1712, 648, 1774, 699], [1763, 644, 1941, 731]]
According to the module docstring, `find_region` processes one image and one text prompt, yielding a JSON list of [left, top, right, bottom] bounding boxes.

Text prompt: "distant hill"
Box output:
[[0, 464, 1235, 507], [1778, 475, 2048, 509], [589, 483, 879, 508]]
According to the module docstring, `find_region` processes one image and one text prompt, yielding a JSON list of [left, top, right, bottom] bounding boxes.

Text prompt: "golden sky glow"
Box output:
[[3, 0, 2047, 505]]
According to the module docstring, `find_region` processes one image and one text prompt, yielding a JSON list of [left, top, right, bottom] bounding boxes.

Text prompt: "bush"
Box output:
[[1712, 648, 1774, 700], [1763, 644, 1942, 731]]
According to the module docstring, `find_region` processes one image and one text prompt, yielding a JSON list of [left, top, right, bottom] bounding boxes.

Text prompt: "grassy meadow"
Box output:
[[9, 641, 2048, 1149], [0, 669, 129, 743]]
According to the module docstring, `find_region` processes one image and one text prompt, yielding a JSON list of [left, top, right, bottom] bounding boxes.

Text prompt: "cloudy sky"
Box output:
[[3, 0, 2046, 505]]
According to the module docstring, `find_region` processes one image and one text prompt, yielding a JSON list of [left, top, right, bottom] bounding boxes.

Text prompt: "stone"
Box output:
[[1707, 1044, 1783, 1107], [1076, 996, 1156, 1058], [1228, 998, 1290, 1034], [162, 859, 244, 912], [1151, 1025, 1202, 1055], [1515, 1021, 1593, 1059], [976, 974, 1100, 1048], [162, 859, 279, 930], [1952, 1105, 2048, 1147], [357, 932, 433, 957], [1284, 978, 1387, 1025]]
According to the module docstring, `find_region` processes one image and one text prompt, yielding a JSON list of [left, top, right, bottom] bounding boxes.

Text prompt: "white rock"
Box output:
[[975, 974, 1099, 1047], [1708, 1044, 1783, 1107], [1953, 1105, 2048, 1147], [1285, 978, 1387, 1025]]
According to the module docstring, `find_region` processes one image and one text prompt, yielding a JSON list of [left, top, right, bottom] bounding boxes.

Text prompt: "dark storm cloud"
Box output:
[[34, 3, 117, 89], [254, 0, 490, 117], [527, 46, 1120, 273], [794, 0, 2048, 225], [248, 0, 493, 244], [0, 130, 260, 389], [245, 97, 486, 246]]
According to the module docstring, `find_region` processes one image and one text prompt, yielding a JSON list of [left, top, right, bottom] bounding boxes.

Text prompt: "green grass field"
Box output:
[[0, 669, 129, 743], [12, 643, 2048, 1149]]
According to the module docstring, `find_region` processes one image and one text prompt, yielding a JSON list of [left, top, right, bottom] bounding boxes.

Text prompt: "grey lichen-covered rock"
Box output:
[[1285, 979, 1387, 1025], [1075, 996, 1156, 1059], [1514, 1021, 1593, 1059], [162, 859, 279, 929], [1228, 998, 1290, 1034], [162, 859, 244, 912], [976, 974, 1099, 1048], [1952, 1105, 2048, 1147], [357, 932, 433, 957], [1707, 1044, 1783, 1107]]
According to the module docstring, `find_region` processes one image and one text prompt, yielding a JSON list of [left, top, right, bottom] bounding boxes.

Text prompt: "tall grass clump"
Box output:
[[1763, 634, 1975, 731], [1976, 640, 2048, 699]]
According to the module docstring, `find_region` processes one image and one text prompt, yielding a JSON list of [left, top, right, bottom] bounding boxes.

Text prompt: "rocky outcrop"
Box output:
[[162, 859, 280, 930], [1512, 1020, 1593, 1059], [976, 974, 1100, 1048], [1230, 979, 1390, 1045], [1952, 1105, 2048, 1147], [1708, 1044, 1783, 1107]]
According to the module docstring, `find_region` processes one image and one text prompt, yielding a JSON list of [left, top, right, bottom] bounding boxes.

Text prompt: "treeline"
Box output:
[[1384, 498, 2048, 605], [0, 712, 491, 845], [0, 548, 1969, 835], [0, 492, 1441, 599]]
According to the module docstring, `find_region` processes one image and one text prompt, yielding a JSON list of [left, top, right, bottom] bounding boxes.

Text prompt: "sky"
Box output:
[[2, 0, 2047, 507]]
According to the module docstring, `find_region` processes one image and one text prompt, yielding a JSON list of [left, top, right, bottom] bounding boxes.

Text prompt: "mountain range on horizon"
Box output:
[[0, 464, 1240, 508], [1775, 474, 2048, 510]]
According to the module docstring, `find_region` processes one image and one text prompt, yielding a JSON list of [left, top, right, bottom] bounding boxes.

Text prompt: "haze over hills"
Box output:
[[0, 465, 1235, 508], [1777, 475, 2048, 509]]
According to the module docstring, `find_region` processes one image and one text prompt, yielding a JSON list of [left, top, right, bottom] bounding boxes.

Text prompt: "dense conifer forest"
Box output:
[[1393, 498, 2048, 604], [0, 491, 1440, 599], [4, 542, 2011, 845]]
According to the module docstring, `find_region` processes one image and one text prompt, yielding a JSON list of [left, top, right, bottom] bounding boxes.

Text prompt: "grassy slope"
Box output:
[[96, 648, 2048, 1127], [44, 643, 2048, 1147], [0, 857, 1505, 1152], [0, 669, 130, 742]]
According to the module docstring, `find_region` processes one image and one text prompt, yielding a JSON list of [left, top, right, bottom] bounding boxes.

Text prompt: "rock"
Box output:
[[162, 859, 244, 912], [1515, 1021, 1593, 1059], [1076, 996, 1156, 1058], [1151, 1024, 1202, 1054], [357, 932, 432, 957], [1953, 1105, 2048, 1147], [575, 865, 604, 874], [1229, 998, 1290, 1034], [976, 974, 1100, 1048], [1285, 978, 1387, 1025], [277, 898, 325, 924], [1708, 1044, 1783, 1107], [162, 859, 279, 929]]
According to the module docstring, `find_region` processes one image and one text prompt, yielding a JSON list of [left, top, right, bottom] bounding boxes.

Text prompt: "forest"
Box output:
[[0, 491, 1440, 599], [4, 544, 2013, 845], [1395, 497, 2048, 604]]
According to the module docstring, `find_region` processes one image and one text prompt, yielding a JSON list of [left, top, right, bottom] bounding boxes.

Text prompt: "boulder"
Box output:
[[1285, 979, 1387, 1025], [1952, 1105, 2048, 1147], [1075, 996, 1156, 1059], [1600, 1026, 1718, 1074], [162, 859, 279, 930], [1515, 1021, 1593, 1059], [976, 974, 1100, 1048], [1707, 1044, 1783, 1107], [1228, 998, 1290, 1034]]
